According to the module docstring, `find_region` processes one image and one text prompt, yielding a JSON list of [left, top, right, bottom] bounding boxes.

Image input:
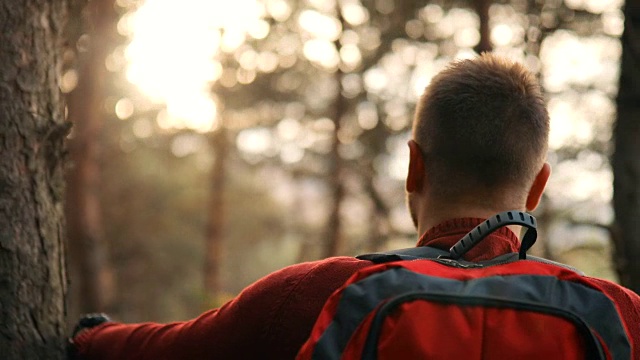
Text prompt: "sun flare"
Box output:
[[125, 0, 263, 132]]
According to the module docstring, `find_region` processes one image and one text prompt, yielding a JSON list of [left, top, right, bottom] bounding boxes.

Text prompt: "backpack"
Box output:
[[296, 211, 631, 360]]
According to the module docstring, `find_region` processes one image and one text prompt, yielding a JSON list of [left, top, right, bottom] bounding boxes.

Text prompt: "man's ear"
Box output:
[[406, 140, 426, 193], [526, 162, 551, 211]]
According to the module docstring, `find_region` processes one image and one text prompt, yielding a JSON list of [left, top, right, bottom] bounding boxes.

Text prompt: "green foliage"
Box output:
[[100, 119, 299, 321]]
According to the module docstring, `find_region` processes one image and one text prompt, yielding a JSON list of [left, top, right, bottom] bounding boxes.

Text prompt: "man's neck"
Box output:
[[416, 203, 526, 241]]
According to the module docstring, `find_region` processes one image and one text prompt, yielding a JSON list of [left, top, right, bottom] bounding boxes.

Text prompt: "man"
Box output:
[[69, 54, 640, 359]]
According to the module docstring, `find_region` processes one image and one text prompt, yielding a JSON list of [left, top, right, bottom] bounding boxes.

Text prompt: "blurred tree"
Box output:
[[474, 0, 492, 53], [99, 124, 211, 321], [323, 8, 348, 258], [521, 0, 555, 261], [0, 0, 77, 357], [325, 0, 437, 256], [521, 0, 620, 268], [204, 116, 229, 305], [354, 0, 429, 252], [612, 0, 640, 293], [99, 127, 299, 320], [65, 0, 118, 317]]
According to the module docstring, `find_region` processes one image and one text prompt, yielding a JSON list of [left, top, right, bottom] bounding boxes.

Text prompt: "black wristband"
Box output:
[[67, 313, 111, 360], [72, 313, 111, 337]]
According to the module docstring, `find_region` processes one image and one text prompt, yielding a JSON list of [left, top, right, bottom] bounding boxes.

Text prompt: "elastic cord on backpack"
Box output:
[[448, 210, 537, 260]]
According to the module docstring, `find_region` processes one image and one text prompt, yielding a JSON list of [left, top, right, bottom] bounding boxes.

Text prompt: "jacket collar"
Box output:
[[416, 217, 520, 262]]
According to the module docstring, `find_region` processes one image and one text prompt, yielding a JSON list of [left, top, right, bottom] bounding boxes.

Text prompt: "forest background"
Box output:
[[65, 0, 636, 323], [1, 0, 639, 357]]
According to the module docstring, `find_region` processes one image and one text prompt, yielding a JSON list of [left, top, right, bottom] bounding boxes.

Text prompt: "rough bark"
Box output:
[[204, 125, 228, 304], [65, 0, 116, 316], [0, 0, 74, 358], [612, 0, 640, 293]]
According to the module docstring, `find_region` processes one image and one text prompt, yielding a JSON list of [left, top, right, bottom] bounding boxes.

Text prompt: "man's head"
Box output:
[[406, 54, 550, 231]]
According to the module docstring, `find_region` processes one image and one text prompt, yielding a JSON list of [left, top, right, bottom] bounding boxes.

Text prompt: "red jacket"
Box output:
[[74, 218, 640, 359]]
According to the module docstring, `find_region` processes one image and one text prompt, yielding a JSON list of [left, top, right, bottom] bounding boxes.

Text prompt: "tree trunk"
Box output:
[[65, 0, 116, 316], [204, 125, 228, 305], [0, 1, 73, 358], [531, 194, 556, 261], [364, 174, 390, 252], [612, 0, 640, 293], [474, 0, 493, 53], [323, 4, 349, 259], [359, 123, 392, 252], [323, 68, 347, 258]]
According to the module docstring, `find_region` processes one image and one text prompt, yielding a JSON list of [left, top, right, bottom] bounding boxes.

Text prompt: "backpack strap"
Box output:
[[358, 247, 584, 275], [360, 211, 538, 264], [356, 246, 449, 264], [518, 254, 585, 275], [358, 211, 582, 274]]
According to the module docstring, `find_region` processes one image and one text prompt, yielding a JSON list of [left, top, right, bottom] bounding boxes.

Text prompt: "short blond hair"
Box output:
[[412, 54, 549, 203]]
